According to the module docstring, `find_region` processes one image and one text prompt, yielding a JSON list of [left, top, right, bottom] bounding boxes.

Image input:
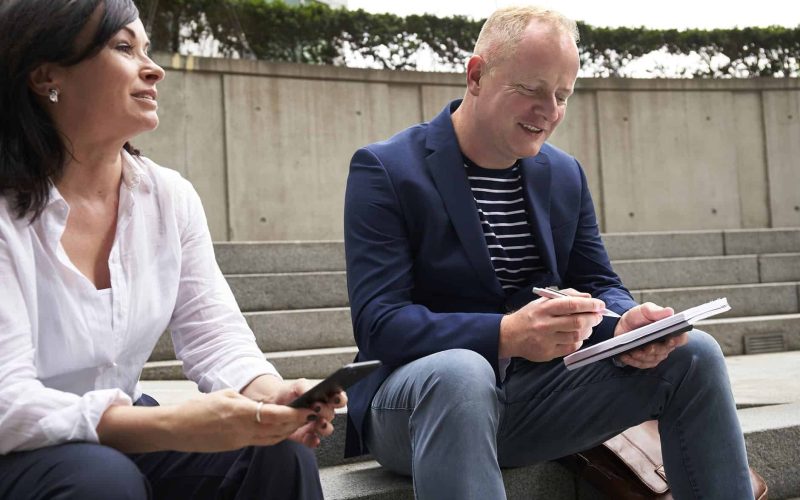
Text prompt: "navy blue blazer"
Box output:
[[342, 100, 637, 456]]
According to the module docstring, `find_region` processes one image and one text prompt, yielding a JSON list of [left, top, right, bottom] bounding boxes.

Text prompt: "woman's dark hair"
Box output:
[[0, 0, 140, 220]]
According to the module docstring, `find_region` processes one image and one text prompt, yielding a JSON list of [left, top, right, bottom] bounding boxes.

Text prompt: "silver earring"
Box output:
[[48, 88, 59, 103]]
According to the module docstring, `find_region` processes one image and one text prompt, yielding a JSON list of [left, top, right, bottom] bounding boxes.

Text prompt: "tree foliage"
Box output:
[[136, 0, 800, 77]]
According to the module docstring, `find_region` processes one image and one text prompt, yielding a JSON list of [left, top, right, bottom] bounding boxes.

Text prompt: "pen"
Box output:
[[532, 287, 621, 318]]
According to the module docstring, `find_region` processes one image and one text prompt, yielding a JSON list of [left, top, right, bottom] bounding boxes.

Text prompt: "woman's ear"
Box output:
[[28, 63, 62, 99]]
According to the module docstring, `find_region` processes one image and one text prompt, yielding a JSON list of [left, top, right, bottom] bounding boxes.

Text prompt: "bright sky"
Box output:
[[346, 0, 800, 30]]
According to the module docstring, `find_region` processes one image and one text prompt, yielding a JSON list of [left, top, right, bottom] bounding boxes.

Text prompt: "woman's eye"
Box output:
[[116, 43, 134, 54]]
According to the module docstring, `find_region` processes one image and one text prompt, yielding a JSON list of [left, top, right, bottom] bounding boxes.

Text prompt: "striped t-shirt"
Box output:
[[464, 157, 545, 294]]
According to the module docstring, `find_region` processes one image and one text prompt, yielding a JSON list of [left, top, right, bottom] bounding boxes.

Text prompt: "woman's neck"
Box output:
[[56, 142, 124, 202]]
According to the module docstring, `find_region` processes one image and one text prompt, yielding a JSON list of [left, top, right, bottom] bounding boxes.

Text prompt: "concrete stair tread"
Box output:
[[211, 229, 800, 273], [142, 346, 359, 380], [147, 313, 800, 369], [140, 351, 800, 409]]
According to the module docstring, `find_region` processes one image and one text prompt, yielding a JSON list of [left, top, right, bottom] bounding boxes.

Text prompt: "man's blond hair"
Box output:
[[473, 6, 579, 70]]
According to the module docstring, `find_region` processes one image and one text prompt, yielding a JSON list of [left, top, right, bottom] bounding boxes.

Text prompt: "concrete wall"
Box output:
[[135, 54, 800, 241]]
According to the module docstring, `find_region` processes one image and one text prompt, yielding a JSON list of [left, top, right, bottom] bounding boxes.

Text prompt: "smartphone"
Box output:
[[287, 360, 382, 408]]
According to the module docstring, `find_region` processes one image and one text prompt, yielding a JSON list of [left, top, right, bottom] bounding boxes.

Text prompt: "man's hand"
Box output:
[[613, 302, 688, 369], [499, 289, 604, 362]]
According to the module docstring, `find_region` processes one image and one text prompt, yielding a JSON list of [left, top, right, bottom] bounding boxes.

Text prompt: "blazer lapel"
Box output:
[[425, 103, 504, 297], [520, 155, 557, 278]]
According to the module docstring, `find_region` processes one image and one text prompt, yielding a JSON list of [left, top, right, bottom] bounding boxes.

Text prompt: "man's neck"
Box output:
[[451, 100, 516, 169]]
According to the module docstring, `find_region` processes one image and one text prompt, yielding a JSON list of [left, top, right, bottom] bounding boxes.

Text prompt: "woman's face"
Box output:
[[50, 18, 165, 146]]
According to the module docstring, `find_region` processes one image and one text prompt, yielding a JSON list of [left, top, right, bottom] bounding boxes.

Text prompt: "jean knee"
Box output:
[[57, 444, 148, 499], [423, 349, 497, 403], [668, 329, 728, 382]]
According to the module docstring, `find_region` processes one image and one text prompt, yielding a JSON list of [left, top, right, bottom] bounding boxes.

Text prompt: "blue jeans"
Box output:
[[365, 330, 753, 499]]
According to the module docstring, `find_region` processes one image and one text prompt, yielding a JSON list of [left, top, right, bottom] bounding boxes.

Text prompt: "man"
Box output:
[[343, 6, 752, 499]]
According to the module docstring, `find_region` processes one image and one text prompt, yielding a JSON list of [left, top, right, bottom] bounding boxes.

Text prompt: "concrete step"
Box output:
[[142, 346, 359, 381], [220, 257, 800, 312], [148, 307, 353, 361], [227, 272, 347, 312], [317, 403, 800, 500], [214, 241, 344, 274], [142, 315, 800, 377], [632, 282, 800, 318], [613, 254, 800, 290], [699, 313, 800, 356], [147, 284, 799, 362], [140, 351, 800, 472], [210, 229, 800, 274]]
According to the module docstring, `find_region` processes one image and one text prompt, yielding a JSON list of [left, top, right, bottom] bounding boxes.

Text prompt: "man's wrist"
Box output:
[[498, 313, 515, 358]]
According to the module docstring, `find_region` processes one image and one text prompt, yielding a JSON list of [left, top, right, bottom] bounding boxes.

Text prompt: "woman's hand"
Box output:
[[163, 389, 317, 452], [97, 389, 316, 454], [241, 375, 348, 448]]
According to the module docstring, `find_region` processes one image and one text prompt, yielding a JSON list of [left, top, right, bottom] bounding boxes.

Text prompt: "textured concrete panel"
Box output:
[[214, 241, 345, 274], [598, 90, 742, 232], [603, 230, 723, 260], [136, 70, 228, 240], [548, 92, 604, 229], [386, 84, 423, 135], [759, 253, 800, 282], [763, 91, 800, 227], [637, 282, 799, 318], [732, 92, 770, 228], [420, 85, 464, 121], [226, 272, 348, 312], [724, 228, 800, 255], [224, 76, 416, 240], [612, 255, 758, 290]]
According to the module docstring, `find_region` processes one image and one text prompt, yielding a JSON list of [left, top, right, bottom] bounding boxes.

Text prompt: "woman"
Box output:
[[0, 1, 345, 498]]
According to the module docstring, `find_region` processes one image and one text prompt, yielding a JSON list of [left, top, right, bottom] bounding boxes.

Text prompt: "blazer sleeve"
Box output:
[[562, 163, 638, 343], [344, 148, 502, 370]]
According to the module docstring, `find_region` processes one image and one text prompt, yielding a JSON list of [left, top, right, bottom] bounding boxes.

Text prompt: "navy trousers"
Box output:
[[0, 395, 323, 500]]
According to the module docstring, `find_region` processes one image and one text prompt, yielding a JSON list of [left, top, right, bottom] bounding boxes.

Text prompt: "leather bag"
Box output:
[[558, 420, 768, 499]]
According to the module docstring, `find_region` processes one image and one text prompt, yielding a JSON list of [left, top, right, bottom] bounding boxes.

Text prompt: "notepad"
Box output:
[[563, 298, 730, 370]]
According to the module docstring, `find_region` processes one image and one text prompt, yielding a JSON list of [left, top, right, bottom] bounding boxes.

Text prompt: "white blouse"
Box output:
[[0, 151, 279, 453]]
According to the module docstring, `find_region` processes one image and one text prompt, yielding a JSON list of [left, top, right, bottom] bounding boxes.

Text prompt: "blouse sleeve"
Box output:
[[167, 177, 280, 393]]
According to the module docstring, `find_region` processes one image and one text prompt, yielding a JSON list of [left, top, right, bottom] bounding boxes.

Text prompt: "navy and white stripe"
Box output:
[[464, 158, 544, 293]]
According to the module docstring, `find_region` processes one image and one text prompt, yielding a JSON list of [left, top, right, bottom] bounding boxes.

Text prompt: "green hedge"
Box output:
[[137, 0, 800, 77]]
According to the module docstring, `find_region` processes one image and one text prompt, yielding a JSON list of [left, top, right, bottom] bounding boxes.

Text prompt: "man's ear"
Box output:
[[465, 55, 487, 97], [28, 63, 62, 98]]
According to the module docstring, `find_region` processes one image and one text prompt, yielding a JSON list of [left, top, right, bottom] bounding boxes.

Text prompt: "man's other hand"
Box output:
[[613, 302, 688, 369]]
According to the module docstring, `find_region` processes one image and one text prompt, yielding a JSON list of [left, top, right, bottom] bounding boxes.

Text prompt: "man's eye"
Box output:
[[556, 96, 568, 104]]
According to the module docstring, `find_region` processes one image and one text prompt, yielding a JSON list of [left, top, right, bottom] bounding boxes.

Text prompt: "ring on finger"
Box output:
[[255, 401, 264, 424]]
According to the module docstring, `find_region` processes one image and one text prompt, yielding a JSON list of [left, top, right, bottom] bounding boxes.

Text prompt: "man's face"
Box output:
[[473, 23, 579, 165]]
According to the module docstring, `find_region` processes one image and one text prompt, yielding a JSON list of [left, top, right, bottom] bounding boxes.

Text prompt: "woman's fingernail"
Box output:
[[333, 397, 341, 404], [314, 405, 321, 413], [307, 414, 318, 422]]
